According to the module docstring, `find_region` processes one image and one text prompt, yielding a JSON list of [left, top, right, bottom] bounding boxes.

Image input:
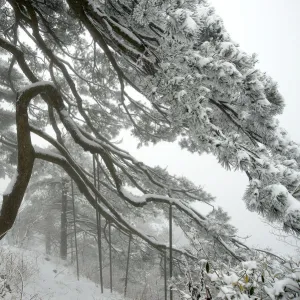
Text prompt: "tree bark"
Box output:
[[0, 87, 35, 240], [45, 215, 52, 255], [60, 178, 68, 260]]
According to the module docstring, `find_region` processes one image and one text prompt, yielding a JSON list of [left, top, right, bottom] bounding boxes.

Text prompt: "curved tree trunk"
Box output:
[[0, 88, 35, 240]]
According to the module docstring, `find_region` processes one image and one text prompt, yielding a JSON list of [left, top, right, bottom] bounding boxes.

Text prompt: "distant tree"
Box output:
[[1, 0, 300, 298]]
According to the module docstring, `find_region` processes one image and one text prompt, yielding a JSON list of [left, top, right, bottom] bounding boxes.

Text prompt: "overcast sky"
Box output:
[[211, 0, 300, 254], [1, 1, 299, 256]]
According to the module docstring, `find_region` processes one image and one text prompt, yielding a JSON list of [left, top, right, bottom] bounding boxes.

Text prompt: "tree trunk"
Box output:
[[60, 178, 68, 260], [45, 215, 51, 255]]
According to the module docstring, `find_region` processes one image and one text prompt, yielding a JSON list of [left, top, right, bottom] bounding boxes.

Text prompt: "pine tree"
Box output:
[[0, 0, 300, 280]]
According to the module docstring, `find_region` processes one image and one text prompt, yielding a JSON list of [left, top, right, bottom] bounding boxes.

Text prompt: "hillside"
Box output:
[[0, 245, 126, 300]]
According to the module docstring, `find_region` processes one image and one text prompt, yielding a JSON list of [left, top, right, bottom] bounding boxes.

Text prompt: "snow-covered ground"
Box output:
[[0, 246, 126, 300]]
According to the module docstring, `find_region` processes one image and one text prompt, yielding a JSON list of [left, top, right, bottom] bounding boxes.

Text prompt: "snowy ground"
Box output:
[[0, 246, 126, 300]]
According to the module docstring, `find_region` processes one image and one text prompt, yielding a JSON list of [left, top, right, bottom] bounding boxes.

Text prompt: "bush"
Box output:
[[0, 247, 38, 299]]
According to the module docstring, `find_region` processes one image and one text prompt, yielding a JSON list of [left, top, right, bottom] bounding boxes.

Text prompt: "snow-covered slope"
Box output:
[[0, 246, 126, 300]]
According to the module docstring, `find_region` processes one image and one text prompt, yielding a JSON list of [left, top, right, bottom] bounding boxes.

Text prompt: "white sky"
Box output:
[[210, 0, 300, 254], [1, 0, 299, 256]]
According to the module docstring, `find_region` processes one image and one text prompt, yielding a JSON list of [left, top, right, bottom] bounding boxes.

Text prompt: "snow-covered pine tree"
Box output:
[[0, 0, 299, 277]]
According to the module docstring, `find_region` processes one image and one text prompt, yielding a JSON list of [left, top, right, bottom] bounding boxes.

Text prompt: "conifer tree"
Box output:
[[0, 0, 300, 274]]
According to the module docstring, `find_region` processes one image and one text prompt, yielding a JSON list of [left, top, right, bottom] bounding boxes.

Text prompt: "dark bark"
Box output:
[[0, 87, 35, 240], [71, 179, 80, 280], [124, 233, 132, 297], [66, 0, 157, 76], [60, 178, 68, 260], [169, 204, 173, 300]]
